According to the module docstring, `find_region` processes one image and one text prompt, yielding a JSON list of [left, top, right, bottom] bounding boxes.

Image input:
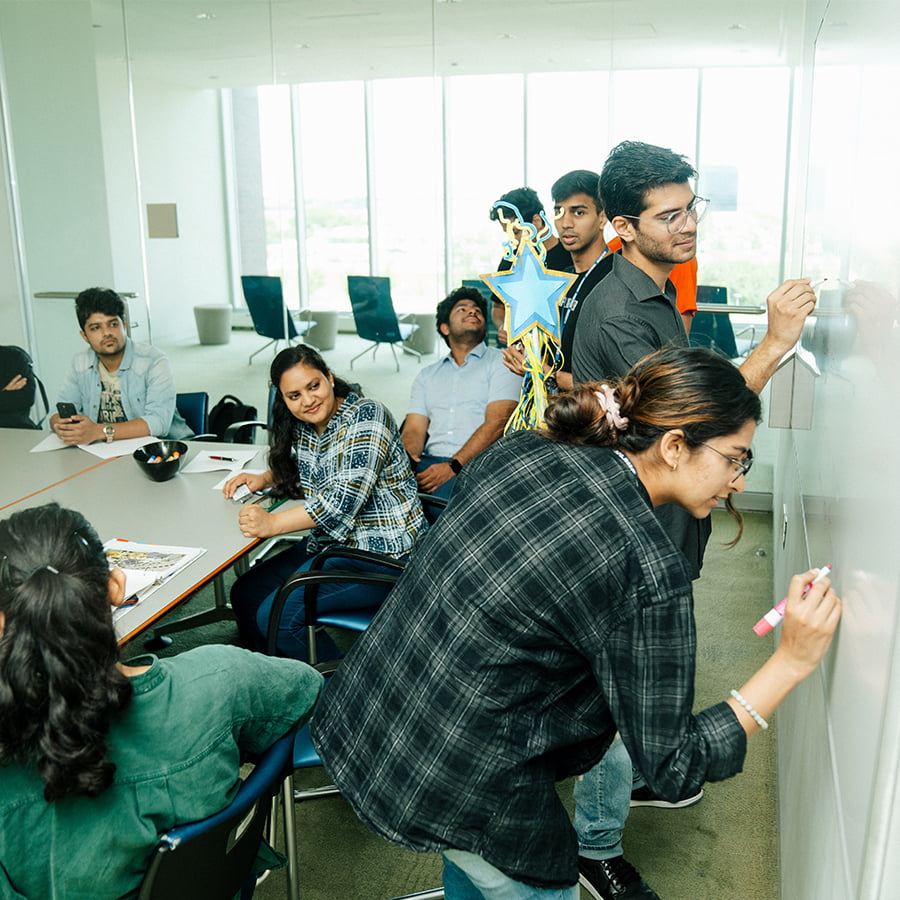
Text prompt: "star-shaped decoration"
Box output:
[[482, 242, 576, 344]]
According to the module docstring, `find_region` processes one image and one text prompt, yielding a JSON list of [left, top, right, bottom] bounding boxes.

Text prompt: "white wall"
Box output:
[[0, 1, 115, 399], [774, 4, 900, 897]]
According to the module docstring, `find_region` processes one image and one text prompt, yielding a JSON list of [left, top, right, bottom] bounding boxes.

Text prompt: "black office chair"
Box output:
[[137, 730, 296, 900], [347, 275, 420, 372], [241, 276, 316, 365], [175, 391, 217, 440], [690, 285, 740, 359]]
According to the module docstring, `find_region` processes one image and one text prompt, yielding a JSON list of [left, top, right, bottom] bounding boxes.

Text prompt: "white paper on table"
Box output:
[[183, 449, 259, 474], [213, 468, 268, 492], [30, 433, 70, 453], [78, 436, 159, 459]]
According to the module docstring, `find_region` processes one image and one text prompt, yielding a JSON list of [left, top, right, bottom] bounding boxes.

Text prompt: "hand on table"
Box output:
[[53, 415, 101, 445], [222, 470, 270, 499], [238, 504, 277, 539]]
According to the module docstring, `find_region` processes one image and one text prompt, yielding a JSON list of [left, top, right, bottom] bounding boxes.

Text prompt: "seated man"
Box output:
[[50, 287, 191, 444], [402, 287, 520, 501]]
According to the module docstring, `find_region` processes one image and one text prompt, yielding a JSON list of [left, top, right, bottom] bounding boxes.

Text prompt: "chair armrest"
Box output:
[[307, 545, 408, 573], [266, 568, 400, 657], [188, 432, 220, 442], [224, 420, 268, 442]]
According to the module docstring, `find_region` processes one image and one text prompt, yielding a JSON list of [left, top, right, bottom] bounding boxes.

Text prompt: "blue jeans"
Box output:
[[229, 537, 403, 659], [416, 454, 457, 502], [442, 851, 578, 900], [573, 735, 644, 860]]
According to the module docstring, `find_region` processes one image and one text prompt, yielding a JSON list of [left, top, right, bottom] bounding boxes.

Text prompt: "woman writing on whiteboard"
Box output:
[[0, 502, 322, 898], [224, 344, 427, 658]]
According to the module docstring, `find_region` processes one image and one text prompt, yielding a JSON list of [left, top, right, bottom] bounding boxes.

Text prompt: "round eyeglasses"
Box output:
[[700, 443, 753, 482], [622, 197, 710, 234]]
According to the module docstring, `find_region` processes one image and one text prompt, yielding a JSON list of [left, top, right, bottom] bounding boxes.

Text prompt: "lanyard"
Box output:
[[559, 247, 609, 331]]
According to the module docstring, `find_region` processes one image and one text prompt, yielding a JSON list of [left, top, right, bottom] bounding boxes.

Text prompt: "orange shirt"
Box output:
[[606, 236, 697, 315]]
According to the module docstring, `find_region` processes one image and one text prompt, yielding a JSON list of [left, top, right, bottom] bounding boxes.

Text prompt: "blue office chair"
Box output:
[[175, 391, 218, 440], [347, 276, 420, 372], [137, 731, 296, 900], [261, 556, 444, 900], [690, 285, 740, 359], [241, 276, 315, 365]]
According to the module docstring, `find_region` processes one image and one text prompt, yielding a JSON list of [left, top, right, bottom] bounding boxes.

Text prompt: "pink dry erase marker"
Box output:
[[753, 565, 832, 636]]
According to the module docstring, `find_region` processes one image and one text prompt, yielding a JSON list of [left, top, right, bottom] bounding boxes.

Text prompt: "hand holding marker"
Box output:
[[753, 565, 832, 636]]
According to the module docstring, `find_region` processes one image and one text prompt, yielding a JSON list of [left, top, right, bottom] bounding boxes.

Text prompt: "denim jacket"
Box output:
[[57, 338, 191, 439]]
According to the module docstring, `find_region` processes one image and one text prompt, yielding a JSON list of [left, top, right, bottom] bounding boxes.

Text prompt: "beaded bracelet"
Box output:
[[730, 689, 769, 730]]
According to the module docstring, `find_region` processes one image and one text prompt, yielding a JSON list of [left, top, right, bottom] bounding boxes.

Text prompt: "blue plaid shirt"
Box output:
[[312, 429, 746, 888], [296, 392, 426, 557]]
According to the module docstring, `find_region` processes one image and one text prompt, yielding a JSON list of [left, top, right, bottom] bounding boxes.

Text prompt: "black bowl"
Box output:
[[133, 441, 189, 482]]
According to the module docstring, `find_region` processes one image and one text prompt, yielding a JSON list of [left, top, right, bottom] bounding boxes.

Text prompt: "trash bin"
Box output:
[[194, 305, 232, 345], [305, 310, 339, 351], [402, 313, 436, 356]]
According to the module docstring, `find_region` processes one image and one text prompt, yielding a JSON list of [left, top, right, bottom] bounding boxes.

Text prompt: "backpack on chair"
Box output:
[[0, 345, 49, 429], [208, 394, 259, 442]]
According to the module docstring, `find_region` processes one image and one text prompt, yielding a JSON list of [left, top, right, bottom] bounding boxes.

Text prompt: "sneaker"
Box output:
[[629, 785, 703, 809], [577, 855, 660, 899]]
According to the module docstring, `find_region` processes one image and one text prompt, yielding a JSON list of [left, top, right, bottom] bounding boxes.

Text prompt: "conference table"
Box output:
[[0, 429, 280, 645]]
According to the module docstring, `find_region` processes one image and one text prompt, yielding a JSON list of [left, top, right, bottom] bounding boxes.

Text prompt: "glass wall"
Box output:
[[234, 64, 793, 315]]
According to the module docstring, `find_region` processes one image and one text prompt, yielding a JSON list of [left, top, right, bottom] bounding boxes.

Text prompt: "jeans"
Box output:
[[416, 454, 457, 502], [573, 735, 644, 860], [229, 537, 404, 659], [442, 851, 579, 900]]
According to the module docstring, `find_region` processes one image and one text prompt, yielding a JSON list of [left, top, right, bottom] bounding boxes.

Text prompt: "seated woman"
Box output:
[[0, 502, 323, 899], [310, 346, 842, 900], [225, 344, 428, 658]]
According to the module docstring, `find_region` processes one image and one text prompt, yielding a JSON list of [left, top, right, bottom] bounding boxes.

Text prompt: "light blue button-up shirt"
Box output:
[[57, 338, 191, 439], [407, 342, 521, 458]]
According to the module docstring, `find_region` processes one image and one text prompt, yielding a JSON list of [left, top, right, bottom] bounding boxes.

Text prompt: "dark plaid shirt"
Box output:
[[312, 430, 746, 889]]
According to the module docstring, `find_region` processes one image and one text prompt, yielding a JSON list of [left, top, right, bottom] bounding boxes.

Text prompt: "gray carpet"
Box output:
[[130, 509, 777, 899]]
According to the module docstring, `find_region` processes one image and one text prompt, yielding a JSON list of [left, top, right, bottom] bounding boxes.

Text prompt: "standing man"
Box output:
[[571, 141, 816, 900], [50, 287, 191, 444], [489, 186, 572, 345], [500, 169, 698, 389], [403, 287, 520, 501]]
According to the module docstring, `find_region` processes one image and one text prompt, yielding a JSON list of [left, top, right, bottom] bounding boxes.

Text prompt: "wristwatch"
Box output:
[[448, 457, 463, 475], [103, 424, 115, 443]]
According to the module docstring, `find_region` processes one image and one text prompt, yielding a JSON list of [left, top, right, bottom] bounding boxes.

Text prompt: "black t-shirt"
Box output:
[[496, 240, 572, 273], [558, 251, 616, 374]]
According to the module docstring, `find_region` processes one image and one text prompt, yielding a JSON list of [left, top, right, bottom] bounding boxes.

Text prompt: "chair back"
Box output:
[[137, 731, 295, 900], [689, 285, 739, 359], [176, 391, 209, 436], [241, 276, 298, 341], [347, 276, 405, 343]]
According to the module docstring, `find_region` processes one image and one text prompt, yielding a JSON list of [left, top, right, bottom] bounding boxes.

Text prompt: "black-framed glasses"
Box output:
[[700, 443, 753, 481], [621, 197, 709, 234]]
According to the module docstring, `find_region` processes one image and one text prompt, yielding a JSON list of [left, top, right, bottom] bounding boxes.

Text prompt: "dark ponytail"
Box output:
[[0, 504, 132, 801]]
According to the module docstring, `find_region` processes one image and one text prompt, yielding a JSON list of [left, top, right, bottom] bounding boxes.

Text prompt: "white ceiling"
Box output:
[[79, 0, 843, 89]]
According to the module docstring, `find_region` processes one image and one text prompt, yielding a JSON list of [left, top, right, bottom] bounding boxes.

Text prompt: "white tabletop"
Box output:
[[0, 429, 116, 510], [1, 438, 281, 644]]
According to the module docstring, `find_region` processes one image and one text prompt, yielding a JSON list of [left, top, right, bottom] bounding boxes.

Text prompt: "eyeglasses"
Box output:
[[621, 197, 709, 234], [700, 444, 753, 482]]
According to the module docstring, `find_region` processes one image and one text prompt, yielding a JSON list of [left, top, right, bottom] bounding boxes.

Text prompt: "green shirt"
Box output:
[[0, 645, 323, 899]]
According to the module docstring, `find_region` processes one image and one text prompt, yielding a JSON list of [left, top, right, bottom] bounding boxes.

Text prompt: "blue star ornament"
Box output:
[[482, 243, 576, 344]]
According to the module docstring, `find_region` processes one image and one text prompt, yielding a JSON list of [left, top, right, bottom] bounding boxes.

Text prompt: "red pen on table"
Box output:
[[753, 565, 832, 636], [209, 455, 236, 462]]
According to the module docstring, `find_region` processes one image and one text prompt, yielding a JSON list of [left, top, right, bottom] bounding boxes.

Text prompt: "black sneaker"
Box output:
[[629, 785, 703, 809], [577, 855, 660, 899]]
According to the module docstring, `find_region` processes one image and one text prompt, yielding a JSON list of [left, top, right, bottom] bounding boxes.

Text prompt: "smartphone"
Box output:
[[56, 402, 77, 419]]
